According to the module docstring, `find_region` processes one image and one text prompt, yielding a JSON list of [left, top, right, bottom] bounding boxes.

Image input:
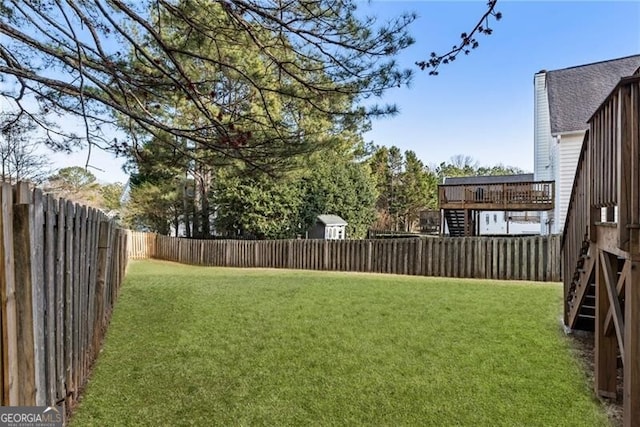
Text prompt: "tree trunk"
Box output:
[[200, 170, 211, 237], [192, 174, 201, 238], [182, 178, 192, 238], [173, 210, 180, 238]]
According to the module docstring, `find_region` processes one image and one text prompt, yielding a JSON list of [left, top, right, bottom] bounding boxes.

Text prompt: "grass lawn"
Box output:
[[71, 260, 610, 426]]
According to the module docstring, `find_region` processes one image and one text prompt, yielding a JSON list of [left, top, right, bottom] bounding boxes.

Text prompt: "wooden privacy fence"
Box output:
[[0, 182, 129, 408], [131, 232, 561, 282], [129, 231, 156, 260]]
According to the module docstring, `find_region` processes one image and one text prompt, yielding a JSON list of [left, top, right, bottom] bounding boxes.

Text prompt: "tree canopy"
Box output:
[[0, 0, 500, 170], [435, 155, 524, 181], [0, 0, 418, 168], [1, 1, 503, 237]]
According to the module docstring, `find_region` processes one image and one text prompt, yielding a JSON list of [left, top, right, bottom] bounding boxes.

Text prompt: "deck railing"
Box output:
[[561, 131, 591, 324], [438, 181, 554, 210], [590, 85, 620, 209], [605, 76, 640, 251]]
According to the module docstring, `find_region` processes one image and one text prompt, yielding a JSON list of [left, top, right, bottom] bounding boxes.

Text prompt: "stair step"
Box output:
[[578, 314, 596, 320]]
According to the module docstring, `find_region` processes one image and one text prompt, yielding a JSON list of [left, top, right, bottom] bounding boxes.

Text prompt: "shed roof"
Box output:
[[317, 214, 347, 226], [443, 174, 534, 186], [545, 55, 640, 135]]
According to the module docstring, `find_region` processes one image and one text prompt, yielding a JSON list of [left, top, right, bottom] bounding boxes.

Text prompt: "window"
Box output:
[[493, 214, 498, 223], [485, 214, 490, 225]]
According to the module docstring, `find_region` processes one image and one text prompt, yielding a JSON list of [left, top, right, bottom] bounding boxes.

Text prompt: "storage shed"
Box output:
[[308, 214, 347, 240]]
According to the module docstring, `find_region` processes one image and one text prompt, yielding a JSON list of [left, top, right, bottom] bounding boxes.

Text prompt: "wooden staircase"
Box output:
[[561, 73, 640, 426], [444, 209, 472, 237], [565, 239, 596, 330], [577, 284, 596, 330]]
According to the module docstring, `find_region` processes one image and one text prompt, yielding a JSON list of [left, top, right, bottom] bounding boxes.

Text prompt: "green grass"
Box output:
[[71, 260, 610, 426]]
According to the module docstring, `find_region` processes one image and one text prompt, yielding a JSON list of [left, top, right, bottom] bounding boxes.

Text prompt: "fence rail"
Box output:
[[0, 182, 129, 409], [131, 232, 561, 282]]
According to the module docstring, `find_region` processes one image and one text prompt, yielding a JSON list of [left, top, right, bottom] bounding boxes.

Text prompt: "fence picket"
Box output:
[[31, 189, 46, 406], [43, 194, 56, 405], [13, 199, 36, 405], [54, 199, 65, 403]]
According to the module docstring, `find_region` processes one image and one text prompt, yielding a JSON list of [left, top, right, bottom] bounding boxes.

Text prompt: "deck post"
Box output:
[[624, 258, 640, 426], [623, 77, 640, 427], [595, 249, 618, 399]]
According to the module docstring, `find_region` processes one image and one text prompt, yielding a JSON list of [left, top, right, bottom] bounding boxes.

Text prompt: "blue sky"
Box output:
[[47, 0, 640, 182], [360, 0, 640, 172]]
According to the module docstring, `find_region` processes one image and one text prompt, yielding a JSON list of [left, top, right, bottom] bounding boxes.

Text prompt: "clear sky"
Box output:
[[45, 0, 640, 183], [360, 0, 640, 171]]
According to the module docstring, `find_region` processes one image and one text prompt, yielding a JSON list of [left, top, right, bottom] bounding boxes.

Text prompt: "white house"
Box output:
[[533, 55, 640, 234]]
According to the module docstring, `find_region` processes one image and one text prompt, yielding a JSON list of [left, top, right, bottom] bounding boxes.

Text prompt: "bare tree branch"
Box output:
[[416, 0, 501, 75]]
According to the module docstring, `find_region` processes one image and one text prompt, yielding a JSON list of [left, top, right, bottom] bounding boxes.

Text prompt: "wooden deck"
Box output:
[[562, 74, 640, 426], [438, 181, 554, 211]]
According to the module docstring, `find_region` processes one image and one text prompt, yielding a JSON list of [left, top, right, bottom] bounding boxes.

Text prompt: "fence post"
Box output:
[[13, 183, 37, 405], [151, 233, 157, 258], [323, 241, 328, 270], [94, 222, 110, 354], [31, 189, 47, 406], [54, 198, 65, 403], [0, 183, 18, 405], [43, 193, 57, 406]]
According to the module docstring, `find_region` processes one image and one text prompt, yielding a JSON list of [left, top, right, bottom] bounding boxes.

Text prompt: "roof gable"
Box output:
[[546, 55, 640, 134]]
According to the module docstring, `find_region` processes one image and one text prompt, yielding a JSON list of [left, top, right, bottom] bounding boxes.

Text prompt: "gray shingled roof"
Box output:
[[317, 214, 347, 226], [443, 174, 534, 186], [546, 55, 640, 135]]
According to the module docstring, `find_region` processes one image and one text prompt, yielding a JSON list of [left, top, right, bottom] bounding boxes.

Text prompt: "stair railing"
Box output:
[[562, 131, 591, 324]]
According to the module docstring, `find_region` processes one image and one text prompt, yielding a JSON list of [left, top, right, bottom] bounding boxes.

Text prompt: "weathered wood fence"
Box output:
[[131, 232, 561, 282], [0, 182, 129, 409]]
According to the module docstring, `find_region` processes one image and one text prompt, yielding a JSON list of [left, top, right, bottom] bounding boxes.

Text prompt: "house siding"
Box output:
[[555, 132, 585, 233], [534, 72, 554, 234], [534, 73, 553, 182], [477, 211, 540, 235], [533, 56, 640, 235]]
